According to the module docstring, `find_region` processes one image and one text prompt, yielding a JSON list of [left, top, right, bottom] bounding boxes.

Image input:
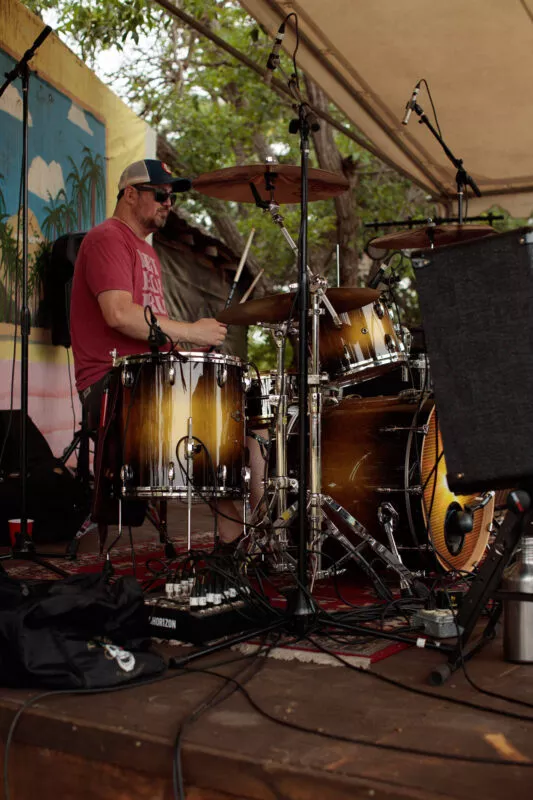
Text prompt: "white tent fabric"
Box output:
[[240, 0, 533, 217]]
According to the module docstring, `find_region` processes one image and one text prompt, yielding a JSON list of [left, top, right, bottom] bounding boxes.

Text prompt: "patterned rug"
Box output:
[[1, 536, 411, 668]]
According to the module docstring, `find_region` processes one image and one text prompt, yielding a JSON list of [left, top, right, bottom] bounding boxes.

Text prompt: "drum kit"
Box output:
[[111, 162, 497, 595]]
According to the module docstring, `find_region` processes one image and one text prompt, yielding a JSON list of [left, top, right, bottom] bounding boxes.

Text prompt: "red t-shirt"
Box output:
[[70, 217, 169, 392]]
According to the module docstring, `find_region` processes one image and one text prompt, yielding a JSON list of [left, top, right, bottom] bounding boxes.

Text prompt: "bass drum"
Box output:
[[321, 395, 493, 573]]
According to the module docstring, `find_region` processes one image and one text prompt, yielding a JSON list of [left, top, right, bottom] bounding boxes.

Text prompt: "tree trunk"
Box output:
[[304, 77, 361, 286]]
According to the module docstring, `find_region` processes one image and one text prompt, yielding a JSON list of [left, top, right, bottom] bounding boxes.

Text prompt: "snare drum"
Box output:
[[246, 371, 298, 428], [321, 395, 492, 572], [319, 300, 407, 387], [116, 352, 246, 499]]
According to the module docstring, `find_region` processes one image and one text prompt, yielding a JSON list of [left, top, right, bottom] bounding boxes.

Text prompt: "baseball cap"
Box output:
[[118, 159, 191, 193]]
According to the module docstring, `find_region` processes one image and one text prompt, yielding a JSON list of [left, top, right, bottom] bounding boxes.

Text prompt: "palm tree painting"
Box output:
[[80, 146, 105, 228], [66, 156, 88, 229]]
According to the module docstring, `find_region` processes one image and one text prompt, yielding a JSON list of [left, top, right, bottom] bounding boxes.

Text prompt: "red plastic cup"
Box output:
[[8, 519, 34, 546]]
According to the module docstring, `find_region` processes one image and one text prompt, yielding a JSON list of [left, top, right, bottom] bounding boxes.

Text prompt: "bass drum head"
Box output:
[[321, 395, 493, 573]]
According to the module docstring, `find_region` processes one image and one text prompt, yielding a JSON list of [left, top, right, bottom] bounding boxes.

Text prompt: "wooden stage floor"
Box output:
[[1, 505, 532, 799]]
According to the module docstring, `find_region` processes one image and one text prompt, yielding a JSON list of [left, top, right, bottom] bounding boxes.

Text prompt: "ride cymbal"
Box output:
[[218, 287, 381, 325], [369, 223, 495, 251], [193, 163, 349, 204]]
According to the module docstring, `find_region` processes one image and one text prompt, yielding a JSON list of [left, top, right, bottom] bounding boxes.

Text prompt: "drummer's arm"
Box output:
[[97, 290, 227, 347]]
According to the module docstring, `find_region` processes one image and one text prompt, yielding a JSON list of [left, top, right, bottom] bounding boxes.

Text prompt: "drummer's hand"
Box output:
[[189, 318, 228, 347]]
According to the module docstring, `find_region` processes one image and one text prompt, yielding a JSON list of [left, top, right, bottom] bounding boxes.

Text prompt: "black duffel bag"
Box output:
[[0, 571, 166, 689]]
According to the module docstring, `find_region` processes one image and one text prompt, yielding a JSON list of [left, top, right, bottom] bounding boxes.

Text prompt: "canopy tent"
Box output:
[[239, 0, 533, 218]]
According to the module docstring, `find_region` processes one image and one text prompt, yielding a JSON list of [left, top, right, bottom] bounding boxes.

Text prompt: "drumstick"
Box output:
[[240, 268, 264, 304], [224, 227, 255, 309], [210, 228, 256, 354]]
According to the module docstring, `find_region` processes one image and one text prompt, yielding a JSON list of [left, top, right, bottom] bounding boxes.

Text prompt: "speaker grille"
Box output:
[[414, 227, 533, 492]]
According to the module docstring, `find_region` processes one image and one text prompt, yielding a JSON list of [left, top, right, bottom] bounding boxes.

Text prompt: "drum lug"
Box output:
[[373, 301, 385, 320], [120, 464, 133, 483], [217, 465, 227, 489], [121, 369, 134, 388], [385, 333, 396, 352], [168, 461, 175, 483], [168, 365, 176, 386], [217, 365, 228, 387], [242, 370, 252, 392], [242, 466, 251, 492], [231, 410, 243, 423]]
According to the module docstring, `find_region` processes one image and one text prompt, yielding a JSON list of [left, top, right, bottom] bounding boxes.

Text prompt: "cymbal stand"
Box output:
[[250, 180, 418, 592]]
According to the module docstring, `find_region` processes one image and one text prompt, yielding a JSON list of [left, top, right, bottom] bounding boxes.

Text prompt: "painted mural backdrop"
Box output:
[[0, 47, 106, 324]]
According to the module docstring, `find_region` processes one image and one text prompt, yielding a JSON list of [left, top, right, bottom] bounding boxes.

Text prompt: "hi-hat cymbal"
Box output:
[[218, 287, 381, 325], [369, 223, 495, 252], [193, 164, 349, 204]]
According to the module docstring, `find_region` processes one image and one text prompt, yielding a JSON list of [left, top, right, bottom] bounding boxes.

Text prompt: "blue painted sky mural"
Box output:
[[0, 47, 106, 323]]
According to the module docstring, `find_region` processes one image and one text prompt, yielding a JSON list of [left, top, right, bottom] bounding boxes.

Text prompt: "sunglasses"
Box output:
[[134, 185, 177, 205]]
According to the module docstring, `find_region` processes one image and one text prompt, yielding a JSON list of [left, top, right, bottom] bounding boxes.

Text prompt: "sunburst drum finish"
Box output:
[[118, 353, 245, 499], [319, 301, 407, 386], [321, 395, 492, 572]]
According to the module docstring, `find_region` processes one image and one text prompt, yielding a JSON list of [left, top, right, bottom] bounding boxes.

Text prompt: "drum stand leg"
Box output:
[[186, 416, 194, 552], [272, 494, 416, 597]]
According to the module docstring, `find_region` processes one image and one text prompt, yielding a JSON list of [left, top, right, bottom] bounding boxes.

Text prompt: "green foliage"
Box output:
[[20, 0, 527, 348]]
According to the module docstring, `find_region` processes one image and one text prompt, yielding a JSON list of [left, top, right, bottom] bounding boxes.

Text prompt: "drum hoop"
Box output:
[[114, 350, 243, 368]]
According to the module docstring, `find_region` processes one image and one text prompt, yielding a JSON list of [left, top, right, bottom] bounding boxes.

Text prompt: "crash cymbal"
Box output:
[[193, 164, 349, 204], [369, 223, 495, 252], [218, 287, 381, 325]]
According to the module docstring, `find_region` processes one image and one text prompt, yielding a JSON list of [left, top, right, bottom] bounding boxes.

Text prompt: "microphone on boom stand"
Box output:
[[402, 81, 421, 126], [264, 21, 286, 85]]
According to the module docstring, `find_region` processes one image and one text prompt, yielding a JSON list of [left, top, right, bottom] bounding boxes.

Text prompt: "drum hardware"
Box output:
[[120, 464, 133, 484], [377, 502, 411, 592], [168, 365, 176, 385], [217, 364, 228, 387], [379, 424, 429, 434], [121, 369, 134, 388], [376, 486, 423, 495], [271, 492, 416, 591], [186, 416, 194, 552], [321, 494, 419, 590], [313, 512, 393, 600], [217, 465, 228, 490], [373, 301, 385, 319]]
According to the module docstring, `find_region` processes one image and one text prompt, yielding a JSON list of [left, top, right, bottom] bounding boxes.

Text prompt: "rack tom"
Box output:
[[320, 300, 407, 387]]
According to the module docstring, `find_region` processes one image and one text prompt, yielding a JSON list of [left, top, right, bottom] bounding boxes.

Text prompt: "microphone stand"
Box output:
[[409, 100, 481, 222], [0, 26, 69, 577], [284, 71, 321, 628]]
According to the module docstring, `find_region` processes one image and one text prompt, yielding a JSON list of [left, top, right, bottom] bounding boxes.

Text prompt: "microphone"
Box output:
[[147, 307, 166, 353], [367, 265, 387, 289], [402, 82, 421, 126], [264, 22, 286, 85]]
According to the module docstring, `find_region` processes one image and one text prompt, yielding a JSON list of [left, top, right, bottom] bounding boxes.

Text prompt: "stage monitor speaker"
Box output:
[[413, 227, 533, 494], [42, 232, 86, 348], [0, 410, 54, 472]]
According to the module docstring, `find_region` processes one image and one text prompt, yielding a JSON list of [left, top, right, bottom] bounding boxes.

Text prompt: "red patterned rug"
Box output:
[[1, 536, 410, 668]]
